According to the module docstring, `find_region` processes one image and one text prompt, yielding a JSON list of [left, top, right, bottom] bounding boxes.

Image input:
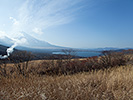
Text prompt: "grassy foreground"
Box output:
[[0, 65, 133, 100]]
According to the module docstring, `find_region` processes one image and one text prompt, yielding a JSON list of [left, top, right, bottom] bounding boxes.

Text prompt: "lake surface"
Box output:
[[52, 51, 101, 57]]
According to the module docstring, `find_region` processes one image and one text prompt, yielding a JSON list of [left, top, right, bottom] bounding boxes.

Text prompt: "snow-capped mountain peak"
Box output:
[[0, 31, 57, 49], [18, 32, 54, 48]]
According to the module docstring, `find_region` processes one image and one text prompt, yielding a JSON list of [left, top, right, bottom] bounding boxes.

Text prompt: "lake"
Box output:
[[52, 51, 101, 57]]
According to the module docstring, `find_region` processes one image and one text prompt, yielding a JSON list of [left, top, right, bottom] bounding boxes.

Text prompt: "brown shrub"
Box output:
[[0, 65, 133, 100]]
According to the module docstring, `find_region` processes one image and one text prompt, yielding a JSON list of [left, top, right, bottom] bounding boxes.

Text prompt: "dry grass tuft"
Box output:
[[0, 65, 133, 100]]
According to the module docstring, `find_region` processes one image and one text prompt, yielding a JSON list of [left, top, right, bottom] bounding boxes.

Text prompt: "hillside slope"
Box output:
[[0, 44, 8, 55]]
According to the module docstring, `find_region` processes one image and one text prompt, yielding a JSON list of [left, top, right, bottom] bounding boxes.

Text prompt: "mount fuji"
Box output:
[[0, 32, 64, 51]]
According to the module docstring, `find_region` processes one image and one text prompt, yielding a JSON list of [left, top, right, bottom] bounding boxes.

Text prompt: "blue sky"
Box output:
[[0, 0, 133, 48]]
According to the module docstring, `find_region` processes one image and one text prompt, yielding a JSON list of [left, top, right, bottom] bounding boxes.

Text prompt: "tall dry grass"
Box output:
[[0, 65, 133, 100]]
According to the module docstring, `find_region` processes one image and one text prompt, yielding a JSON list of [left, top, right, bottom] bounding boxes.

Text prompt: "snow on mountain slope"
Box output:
[[0, 32, 60, 49], [0, 36, 14, 46], [18, 32, 54, 48]]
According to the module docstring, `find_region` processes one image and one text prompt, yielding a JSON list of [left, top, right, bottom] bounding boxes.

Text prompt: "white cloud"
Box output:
[[9, 17, 19, 25], [0, 31, 7, 37], [10, 0, 84, 34], [33, 27, 43, 34]]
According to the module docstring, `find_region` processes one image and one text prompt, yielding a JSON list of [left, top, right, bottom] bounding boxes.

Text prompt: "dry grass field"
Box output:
[[0, 50, 133, 100], [0, 65, 133, 100]]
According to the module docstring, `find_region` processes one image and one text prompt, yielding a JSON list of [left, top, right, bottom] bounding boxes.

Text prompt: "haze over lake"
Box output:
[[53, 51, 101, 57]]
